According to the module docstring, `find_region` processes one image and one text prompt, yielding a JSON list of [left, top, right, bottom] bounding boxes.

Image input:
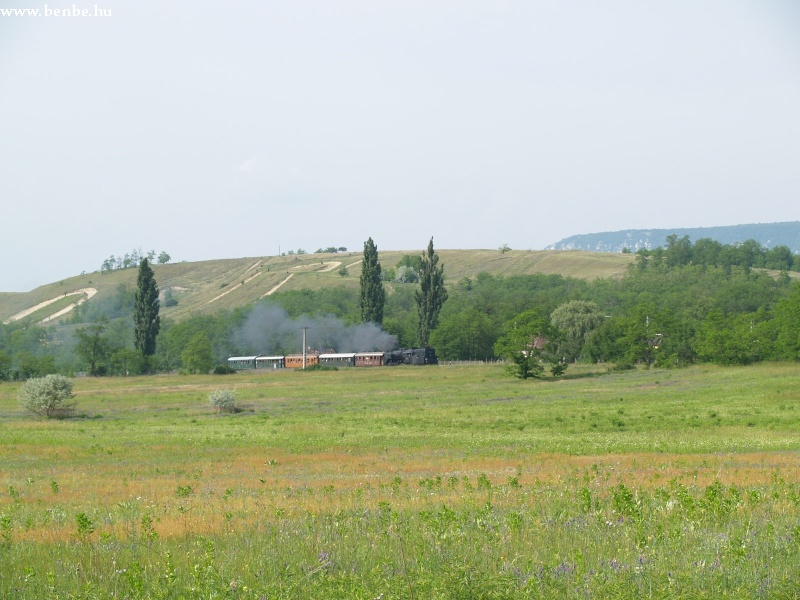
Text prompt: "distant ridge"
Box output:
[[546, 222, 800, 253]]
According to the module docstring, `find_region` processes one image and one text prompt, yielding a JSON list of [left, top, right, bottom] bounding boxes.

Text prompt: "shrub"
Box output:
[[394, 265, 418, 283], [209, 388, 238, 413], [303, 364, 338, 372], [550, 361, 568, 377], [18, 374, 75, 418], [612, 361, 635, 372], [213, 364, 237, 375]]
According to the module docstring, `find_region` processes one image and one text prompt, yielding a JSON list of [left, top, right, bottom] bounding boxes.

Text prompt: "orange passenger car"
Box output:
[[284, 352, 319, 368]]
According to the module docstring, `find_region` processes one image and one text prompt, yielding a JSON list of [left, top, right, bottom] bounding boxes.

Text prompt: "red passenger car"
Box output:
[[355, 352, 384, 367]]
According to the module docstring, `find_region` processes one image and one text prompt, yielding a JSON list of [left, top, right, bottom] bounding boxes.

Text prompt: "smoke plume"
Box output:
[[232, 304, 397, 355]]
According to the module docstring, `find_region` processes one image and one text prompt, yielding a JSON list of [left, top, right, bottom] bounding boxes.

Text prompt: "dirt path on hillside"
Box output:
[[290, 261, 340, 272], [205, 260, 341, 304], [3, 288, 98, 324], [261, 273, 294, 298], [208, 270, 263, 304], [319, 261, 341, 272]]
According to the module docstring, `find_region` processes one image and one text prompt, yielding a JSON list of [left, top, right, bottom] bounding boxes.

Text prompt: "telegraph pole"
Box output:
[[302, 326, 309, 369]]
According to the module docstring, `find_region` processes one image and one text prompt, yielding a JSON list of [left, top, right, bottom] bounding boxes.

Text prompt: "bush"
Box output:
[[209, 388, 238, 413], [394, 266, 419, 283], [303, 364, 338, 372], [550, 361, 568, 377], [18, 374, 75, 418], [213, 364, 237, 375]]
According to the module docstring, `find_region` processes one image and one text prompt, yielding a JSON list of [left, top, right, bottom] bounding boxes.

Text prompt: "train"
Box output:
[[227, 348, 438, 370]]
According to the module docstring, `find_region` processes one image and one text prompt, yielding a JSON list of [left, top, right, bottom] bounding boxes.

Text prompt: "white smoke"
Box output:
[[233, 304, 397, 355]]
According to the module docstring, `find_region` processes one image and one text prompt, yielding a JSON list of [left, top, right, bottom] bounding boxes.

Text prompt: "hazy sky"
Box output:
[[2, 1, 799, 292]]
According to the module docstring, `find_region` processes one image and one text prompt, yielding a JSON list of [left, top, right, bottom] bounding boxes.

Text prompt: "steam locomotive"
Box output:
[[227, 347, 438, 370]]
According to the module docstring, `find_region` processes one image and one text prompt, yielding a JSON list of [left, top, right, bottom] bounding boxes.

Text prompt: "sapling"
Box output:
[[0, 514, 11, 546], [75, 512, 95, 542]]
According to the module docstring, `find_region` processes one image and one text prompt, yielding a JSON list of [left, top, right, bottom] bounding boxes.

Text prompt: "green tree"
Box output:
[[764, 245, 794, 271], [163, 288, 178, 307], [397, 254, 423, 271], [584, 316, 628, 364], [74, 320, 110, 376], [692, 238, 723, 267], [181, 332, 215, 374], [694, 309, 762, 365], [359, 237, 385, 324], [415, 238, 449, 347], [617, 304, 675, 367], [109, 348, 143, 376], [494, 310, 554, 379], [431, 308, 497, 360], [15, 352, 56, 379], [771, 283, 800, 360], [550, 300, 605, 362], [382, 287, 418, 348], [133, 258, 160, 371], [664, 234, 693, 268], [0, 349, 11, 381]]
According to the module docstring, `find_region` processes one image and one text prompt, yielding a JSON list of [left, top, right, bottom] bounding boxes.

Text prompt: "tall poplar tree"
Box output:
[[415, 237, 448, 347], [359, 237, 385, 324], [134, 258, 160, 371]]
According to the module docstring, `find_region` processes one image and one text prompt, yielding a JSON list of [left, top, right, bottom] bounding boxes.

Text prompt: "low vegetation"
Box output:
[[208, 387, 238, 413], [17, 374, 74, 417], [1, 363, 799, 597]]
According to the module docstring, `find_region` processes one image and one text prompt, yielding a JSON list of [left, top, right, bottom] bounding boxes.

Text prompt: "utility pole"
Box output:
[[302, 326, 309, 369]]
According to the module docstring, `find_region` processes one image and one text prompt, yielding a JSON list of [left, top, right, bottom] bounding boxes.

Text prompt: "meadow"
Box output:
[[1, 362, 800, 598]]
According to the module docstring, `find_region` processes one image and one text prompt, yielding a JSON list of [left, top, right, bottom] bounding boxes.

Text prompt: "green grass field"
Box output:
[[2, 363, 800, 598]]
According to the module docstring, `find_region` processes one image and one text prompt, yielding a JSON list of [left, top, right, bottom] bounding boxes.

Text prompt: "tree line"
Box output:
[[2, 238, 799, 380], [632, 235, 799, 273], [100, 249, 171, 273]]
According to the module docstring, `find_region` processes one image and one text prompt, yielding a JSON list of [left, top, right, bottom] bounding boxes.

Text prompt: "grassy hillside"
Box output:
[[0, 250, 634, 325]]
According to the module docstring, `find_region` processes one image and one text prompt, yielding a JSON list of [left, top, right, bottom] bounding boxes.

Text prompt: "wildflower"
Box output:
[[554, 562, 576, 577]]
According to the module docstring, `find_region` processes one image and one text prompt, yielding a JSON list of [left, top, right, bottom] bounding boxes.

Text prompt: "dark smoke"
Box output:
[[232, 304, 397, 355]]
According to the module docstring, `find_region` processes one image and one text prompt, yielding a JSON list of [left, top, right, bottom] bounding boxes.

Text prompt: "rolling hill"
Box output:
[[0, 249, 634, 325]]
